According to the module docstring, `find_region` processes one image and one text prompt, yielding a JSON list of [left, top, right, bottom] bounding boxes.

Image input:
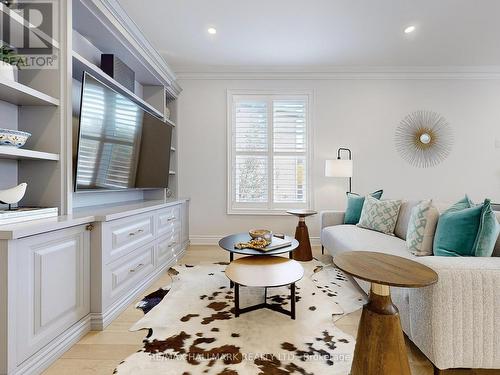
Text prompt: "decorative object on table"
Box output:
[[334, 251, 438, 375], [344, 189, 383, 225], [357, 196, 402, 235], [287, 209, 317, 261], [0, 182, 27, 210], [100, 54, 135, 92], [219, 233, 298, 262], [434, 196, 500, 257], [395, 110, 453, 168], [235, 236, 292, 251], [0, 45, 22, 81], [0, 128, 31, 147], [325, 147, 353, 192], [248, 228, 272, 242], [115, 260, 363, 375], [0, 206, 58, 225], [406, 199, 439, 256]]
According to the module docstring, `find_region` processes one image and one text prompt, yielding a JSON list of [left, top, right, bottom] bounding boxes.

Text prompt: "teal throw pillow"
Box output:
[[473, 199, 500, 257], [344, 189, 383, 225], [433, 196, 483, 257]]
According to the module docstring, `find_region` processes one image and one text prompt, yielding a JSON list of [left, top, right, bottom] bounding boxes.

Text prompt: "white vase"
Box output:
[[0, 61, 18, 82]]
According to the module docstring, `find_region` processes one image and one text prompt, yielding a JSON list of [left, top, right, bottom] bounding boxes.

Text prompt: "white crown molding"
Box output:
[[175, 65, 500, 80], [190, 234, 321, 246]]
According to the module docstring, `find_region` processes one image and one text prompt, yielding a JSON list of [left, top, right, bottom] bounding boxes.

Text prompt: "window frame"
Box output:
[[226, 89, 313, 215]]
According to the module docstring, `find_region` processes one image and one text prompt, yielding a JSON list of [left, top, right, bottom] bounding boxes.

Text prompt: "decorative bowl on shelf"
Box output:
[[0, 128, 31, 147], [249, 229, 273, 242]]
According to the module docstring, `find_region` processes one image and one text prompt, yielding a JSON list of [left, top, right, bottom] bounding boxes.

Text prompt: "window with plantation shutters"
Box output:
[[228, 92, 311, 214]]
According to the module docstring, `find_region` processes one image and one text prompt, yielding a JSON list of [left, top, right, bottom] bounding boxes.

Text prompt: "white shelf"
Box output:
[[0, 146, 59, 161], [72, 52, 164, 119], [0, 78, 60, 106]]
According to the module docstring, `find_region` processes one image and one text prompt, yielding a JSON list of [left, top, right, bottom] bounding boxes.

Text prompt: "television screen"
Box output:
[[74, 72, 172, 192]]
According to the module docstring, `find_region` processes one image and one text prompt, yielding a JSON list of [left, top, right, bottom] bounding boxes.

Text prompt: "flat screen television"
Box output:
[[74, 72, 172, 192]]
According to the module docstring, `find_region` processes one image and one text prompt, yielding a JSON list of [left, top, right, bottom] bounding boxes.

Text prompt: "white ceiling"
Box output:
[[118, 0, 500, 71]]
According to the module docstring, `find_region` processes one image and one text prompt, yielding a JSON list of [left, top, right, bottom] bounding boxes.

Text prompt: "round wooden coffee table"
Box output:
[[287, 209, 317, 261], [333, 251, 438, 375], [225, 255, 304, 319]]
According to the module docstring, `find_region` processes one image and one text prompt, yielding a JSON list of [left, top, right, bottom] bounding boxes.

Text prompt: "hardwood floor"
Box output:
[[43, 245, 496, 375]]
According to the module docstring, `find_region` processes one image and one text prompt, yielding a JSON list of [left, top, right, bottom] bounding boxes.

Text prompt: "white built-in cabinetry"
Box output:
[[0, 199, 189, 375], [0, 0, 188, 374]]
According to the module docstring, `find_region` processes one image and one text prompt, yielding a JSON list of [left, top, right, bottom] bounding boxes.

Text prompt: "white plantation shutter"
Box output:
[[273, 100, 307, 203], [229, 93, 310, 213]]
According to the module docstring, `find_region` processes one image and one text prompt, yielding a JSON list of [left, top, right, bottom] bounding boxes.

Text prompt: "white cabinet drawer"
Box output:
[[157, 205, 181, 237], [107, 213, 155, 263], [156, 235, 178, 266], [108, 244, 155, 301]]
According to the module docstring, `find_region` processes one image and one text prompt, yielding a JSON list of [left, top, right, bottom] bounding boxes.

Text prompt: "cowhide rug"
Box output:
[[114, 260, 366, 375]]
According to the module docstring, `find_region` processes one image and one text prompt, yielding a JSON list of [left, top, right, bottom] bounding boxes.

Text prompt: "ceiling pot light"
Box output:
[[207, 27, 217, 35], [404, 25, 416, 34]]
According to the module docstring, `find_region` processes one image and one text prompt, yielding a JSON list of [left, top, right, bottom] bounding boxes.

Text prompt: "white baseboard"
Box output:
[[190, 235, 321, 246]]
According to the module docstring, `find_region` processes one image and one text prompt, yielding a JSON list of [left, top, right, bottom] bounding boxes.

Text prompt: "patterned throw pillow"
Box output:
[[357, 196, 402, 235], [406, 200, 439, 256]]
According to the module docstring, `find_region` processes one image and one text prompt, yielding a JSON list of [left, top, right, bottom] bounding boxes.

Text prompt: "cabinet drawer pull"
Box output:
[[128, 229, 145, 237], [167, 216, 176, 222], [169, 241, 177, 247], [129, 263, 144, 273]]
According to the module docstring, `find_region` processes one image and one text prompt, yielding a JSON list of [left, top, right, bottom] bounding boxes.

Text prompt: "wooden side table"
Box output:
[[287, 209, 317, 261], [333, 251, 438, 375]]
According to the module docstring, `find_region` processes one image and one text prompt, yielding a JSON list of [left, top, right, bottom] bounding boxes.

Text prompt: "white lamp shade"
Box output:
[[325, 159, 353, 178]]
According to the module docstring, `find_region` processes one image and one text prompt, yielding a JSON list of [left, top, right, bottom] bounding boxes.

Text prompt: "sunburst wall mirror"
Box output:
[[395, 110, 453, 168]]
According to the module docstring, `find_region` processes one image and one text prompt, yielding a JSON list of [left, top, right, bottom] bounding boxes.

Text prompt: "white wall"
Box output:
[[177, 77, 500, 241]]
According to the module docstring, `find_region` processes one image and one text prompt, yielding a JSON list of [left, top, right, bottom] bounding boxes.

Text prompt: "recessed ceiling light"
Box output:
[[207, 27, 217, 35], [404, 25, 416, 34]]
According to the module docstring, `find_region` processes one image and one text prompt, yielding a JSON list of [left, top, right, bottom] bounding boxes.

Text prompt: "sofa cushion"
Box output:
[[472, 199, 500, 257], [321, 224, 414, 259], [357, 196, 402, 235], [406, 200, 439, 256], [433, 196, 482, 257], [344, 189, 383, 224], [394, 200, 420, 240]]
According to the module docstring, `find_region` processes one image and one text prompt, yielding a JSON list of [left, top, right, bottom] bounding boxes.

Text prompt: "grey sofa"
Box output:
[[321, 202, 500, 372]]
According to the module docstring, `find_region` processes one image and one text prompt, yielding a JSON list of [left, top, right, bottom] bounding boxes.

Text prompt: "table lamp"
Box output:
[[325, 147, 353, 193]]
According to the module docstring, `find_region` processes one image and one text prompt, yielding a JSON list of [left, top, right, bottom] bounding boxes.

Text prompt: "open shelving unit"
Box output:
[[72, 51, 164, 118], [0, 147, 59, 161], [0, 78, 60, 106], [70, 0, 182, 209]]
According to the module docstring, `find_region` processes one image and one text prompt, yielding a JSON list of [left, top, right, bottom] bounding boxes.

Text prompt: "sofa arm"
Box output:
[[320, 210, 345, 229], [407, 256, 500, 370]]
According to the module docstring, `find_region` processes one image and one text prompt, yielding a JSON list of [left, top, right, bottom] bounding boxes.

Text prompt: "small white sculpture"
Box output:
[[0, 183, 27, 210]]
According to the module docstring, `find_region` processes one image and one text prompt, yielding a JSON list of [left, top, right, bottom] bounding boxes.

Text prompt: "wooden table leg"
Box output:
[[292, 217, 313, 261], [350, 283, 411, 375]]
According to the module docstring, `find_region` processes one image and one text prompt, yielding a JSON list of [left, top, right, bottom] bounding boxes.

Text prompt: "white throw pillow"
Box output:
[[406, 200, 439, 256], [357, 196, 402, 235]]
